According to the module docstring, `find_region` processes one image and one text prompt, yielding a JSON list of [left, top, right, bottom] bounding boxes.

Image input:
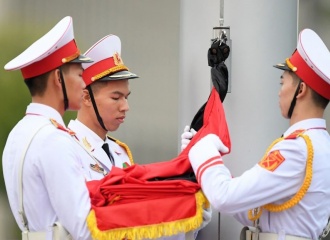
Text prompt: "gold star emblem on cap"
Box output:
[[113, 52, 124, 65]]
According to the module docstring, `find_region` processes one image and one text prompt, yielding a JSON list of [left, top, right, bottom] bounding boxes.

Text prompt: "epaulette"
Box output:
[[106, 134, 134, 166], [50, 118, 76, 136], [284, 129, 305, 140]]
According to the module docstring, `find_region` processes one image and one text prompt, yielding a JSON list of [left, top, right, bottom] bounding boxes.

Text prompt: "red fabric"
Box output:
[[87, 87, 231, 231], [291, 49, 330, 99], [82, 56, 128, 85]]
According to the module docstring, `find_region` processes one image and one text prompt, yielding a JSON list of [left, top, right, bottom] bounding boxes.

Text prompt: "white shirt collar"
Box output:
[[68, 119, 105, 150], [26, 103, 65, 126], [283, 118, 326, 137]]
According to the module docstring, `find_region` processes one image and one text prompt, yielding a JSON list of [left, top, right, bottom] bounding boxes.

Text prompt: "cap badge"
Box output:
[[113, 52, 124, 66]]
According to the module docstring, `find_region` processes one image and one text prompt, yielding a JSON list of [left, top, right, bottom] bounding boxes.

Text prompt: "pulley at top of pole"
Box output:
[[213, 0, 228, 44]]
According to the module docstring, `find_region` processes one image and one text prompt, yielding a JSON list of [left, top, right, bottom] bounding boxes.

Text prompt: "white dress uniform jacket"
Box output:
[[195, 118, 330, 239], [2, 103, 96, 240], [68, 119, 132, 173]]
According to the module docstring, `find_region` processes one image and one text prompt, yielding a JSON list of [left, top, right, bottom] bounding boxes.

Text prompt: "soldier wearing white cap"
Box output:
[[183, 29, 330, 239], [68, 34, 137, 175], [2, 16, 96, 239]]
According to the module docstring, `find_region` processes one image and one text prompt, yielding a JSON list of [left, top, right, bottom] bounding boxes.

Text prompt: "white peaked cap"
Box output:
[[274, 29, 330, 100], [4, 16, 92, 79], [82, 34, 138, 86]]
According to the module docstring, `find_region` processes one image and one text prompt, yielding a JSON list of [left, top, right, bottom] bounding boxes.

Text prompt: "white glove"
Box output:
[[201, 207, 212, 228], [193, 207, 212, 238], [181, 125, 197, 151], [188, 134, 228, 179]]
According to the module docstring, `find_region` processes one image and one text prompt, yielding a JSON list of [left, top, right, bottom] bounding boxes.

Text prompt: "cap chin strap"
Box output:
[[287, 80, 301, 119], [86, 85, 108, 132], [58, 67, 69, 110]]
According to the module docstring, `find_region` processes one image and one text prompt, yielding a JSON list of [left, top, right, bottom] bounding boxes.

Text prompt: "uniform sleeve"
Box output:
[[37, 131, 92, 240], [199, 137, 307, 215]]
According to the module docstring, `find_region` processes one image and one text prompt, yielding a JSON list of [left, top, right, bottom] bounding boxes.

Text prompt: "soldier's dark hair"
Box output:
[[24, 71, 51, 96], [311, 89, 329, 109], [290, 72, 329, 109], [89, 80, 108, 94], [24, 63, 72, 96]]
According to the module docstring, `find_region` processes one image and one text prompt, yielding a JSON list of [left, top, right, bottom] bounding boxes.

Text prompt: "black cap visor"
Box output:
[[273, 62, 291, 71], [70, 54, 93, 63], [99, 70, 139, 81]]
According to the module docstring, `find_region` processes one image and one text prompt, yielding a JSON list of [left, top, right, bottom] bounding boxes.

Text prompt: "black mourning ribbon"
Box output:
[[102, 143, 115, 165], [150, 40, 230, 183]]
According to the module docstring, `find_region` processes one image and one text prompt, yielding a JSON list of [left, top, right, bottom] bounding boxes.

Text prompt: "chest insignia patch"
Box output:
[[122, 162, 130, 168], [90, 163, 105, 174], [259, 150, 285, 172]]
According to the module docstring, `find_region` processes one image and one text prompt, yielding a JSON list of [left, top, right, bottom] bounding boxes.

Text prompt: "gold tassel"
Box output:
[[248, 133, 314, 221]]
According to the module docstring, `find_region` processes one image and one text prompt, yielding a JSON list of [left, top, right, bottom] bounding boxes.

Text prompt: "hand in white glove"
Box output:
[[188, 134, 229, 182], [193, 207, 213, 239], [201, 206, 212, 228], [181, 125, 197, 151]]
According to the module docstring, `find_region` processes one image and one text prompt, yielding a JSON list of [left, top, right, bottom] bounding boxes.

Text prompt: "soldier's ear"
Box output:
[[49, 69, 62, 89], [296, 81, 308, 99], [82, 89, 92, 105]]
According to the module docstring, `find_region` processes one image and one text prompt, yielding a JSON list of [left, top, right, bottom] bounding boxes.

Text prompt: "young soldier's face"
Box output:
[[278, 71, 297, 119], [93, 79, 131, 131], [65, 63, 86, 110]]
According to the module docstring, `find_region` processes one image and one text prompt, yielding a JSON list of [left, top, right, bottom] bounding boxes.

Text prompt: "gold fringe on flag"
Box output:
[[86, 190, 210, 240]]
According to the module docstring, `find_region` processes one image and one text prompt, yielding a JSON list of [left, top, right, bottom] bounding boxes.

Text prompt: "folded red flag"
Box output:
[[86, 87, 231, 240]]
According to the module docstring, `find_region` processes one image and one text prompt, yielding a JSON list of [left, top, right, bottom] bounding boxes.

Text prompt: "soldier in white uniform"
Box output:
[[68, 35, 137, 175], [69, 35, 210, 240], [2, 16, 97, 239], [184, 29, 330, 239]]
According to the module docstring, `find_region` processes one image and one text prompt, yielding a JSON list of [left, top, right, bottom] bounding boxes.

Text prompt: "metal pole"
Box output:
[[220, 0, 224, 26], [219, 2, 224, 239]]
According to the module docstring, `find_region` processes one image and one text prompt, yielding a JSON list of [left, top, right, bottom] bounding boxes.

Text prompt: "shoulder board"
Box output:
[[50, 118, 76, 136], [284, 129, 305, 140], [106, 134, 134, 166]]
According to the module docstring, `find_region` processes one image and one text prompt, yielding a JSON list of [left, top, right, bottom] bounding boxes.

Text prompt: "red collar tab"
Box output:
[[50, 118, 76, 136], [284, 129, 306, 140], [285, 127, 327, 140]]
